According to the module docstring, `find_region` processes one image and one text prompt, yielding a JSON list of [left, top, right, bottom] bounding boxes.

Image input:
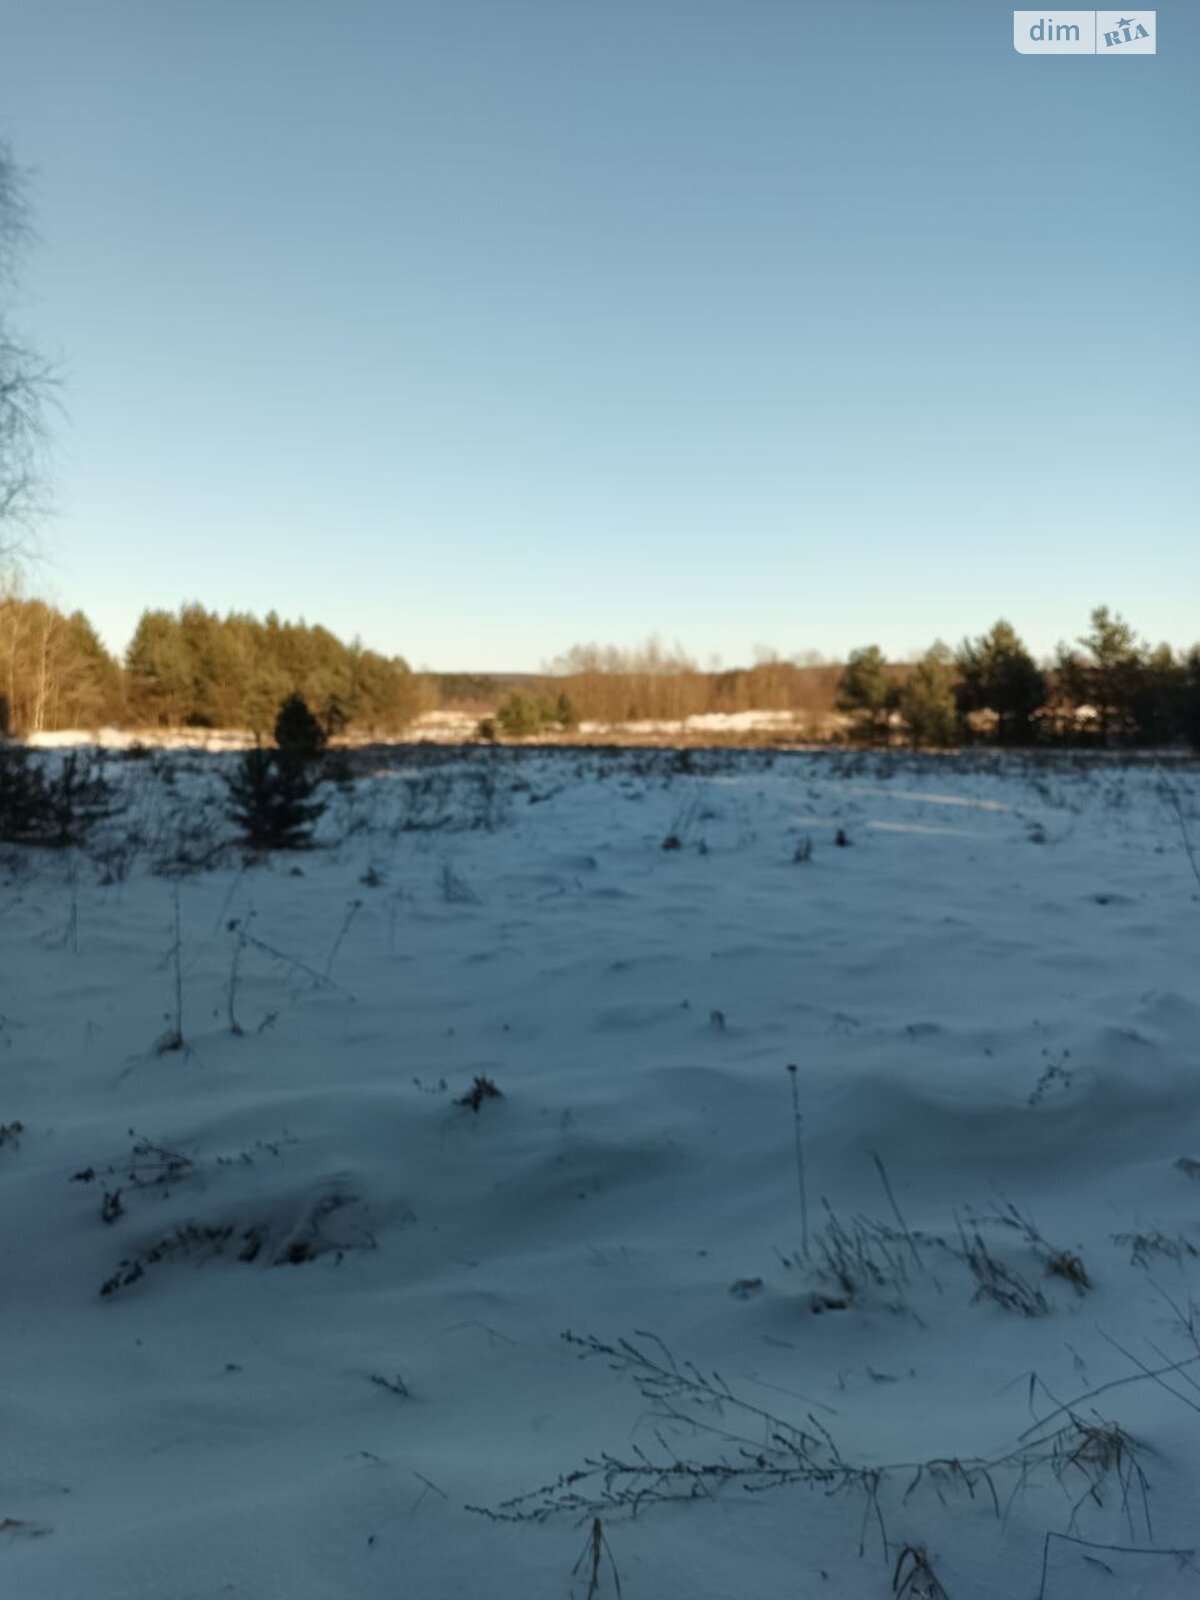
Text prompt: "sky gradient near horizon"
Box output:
[[2, 0, 1197, 671]]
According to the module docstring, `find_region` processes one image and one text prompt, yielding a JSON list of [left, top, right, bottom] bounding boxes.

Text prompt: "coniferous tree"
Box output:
[[242, 657, 293, 737], [178, 602, 246, 726], [121, 606, 421, 738], [42, 751, 119, 846], [0, 739, 43, 840], [554, 691, 579, 731], [899, 643, 959, 747], [125, 610, 193, 726], [1128, 643, 1187, 746], [495, 691, 545, 738], [347, 644, 422, 735], [835, 646, 897, 742], [1182, 650, 1200, 753], [322, 693, 351, 739], [224, 746, 325, 850], [64, 611, 125, 725], [1055, 607, 1145, 745], [955, 620, 1045, 745], [0, 743, 116, 846], [274, 692, 327, 759], [492, 689, 582, 738]]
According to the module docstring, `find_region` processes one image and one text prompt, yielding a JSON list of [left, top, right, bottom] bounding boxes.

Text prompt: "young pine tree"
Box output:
[[955, 620, 1045, 745], [274, 693, 327, 760], [0, 744, 117, 846], [224, 747, 325, 850], [552, 691, 579, 731], [1182, 649, 1200, 754], [899, 644, 959, 747], [0, 741, 45, 842], [495, 692, 545, 738], [835, 646, 897, 742], [1055, 607, 1144, 745]]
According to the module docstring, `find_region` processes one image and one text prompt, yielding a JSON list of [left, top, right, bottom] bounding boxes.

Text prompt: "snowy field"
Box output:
[[27, 706, 831, 749], [3, 746, 1200, 1599]]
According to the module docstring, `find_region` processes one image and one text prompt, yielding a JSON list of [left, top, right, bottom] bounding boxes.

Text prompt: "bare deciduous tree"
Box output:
[[0, 141, 52, 566]]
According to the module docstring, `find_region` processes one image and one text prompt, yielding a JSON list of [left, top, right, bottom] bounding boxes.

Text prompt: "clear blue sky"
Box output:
[[2, 0, 1196, 670]]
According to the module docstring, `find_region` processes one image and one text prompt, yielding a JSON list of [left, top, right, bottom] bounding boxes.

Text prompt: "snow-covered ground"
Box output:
[[3, 747, 1200, 1599], [27, 706, 830, 748], [29, 726, 259, 752]]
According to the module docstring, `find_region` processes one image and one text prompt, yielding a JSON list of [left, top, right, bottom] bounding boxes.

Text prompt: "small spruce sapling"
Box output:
[[0, 744, 117, 847], [224, 746, 326, 850], [274, 693, 327, 760]]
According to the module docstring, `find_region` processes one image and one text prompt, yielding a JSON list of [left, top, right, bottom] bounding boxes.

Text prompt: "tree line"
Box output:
[[1, 598, 1198, 750], [491, 611, 1199, 749], [124, 605, 425, 735], [835, 609, 1200, 749], [536, 641, 844, 727], [0, 596, 426, 739], [0, 594, 123, 733]]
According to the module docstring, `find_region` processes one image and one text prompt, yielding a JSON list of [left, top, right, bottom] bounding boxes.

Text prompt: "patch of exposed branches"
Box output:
[[456, 1074, 503, 1112], [974, 1199, 1091, 1295], [470, 1330, 882, 1535], [1113, 1230, 1199, 1268], [470, 1325, 1192, 1579], [805, 1204, 918, 1313], [71, 1128, 197, 1222], [893, 1545, 951, 1599], [213, 1133, 297, 1167], [100, 1221, 265, 1295], [953, 1213, 1049, 1315], [811, 1196, 1083, 1315], [389, 767, 509, 834], [98, 1185, 373, 1296], [1049, 1417, 1152, 1541]]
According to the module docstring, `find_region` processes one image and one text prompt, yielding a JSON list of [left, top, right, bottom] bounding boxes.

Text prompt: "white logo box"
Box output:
[[1013, 11, 1156, 53]]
